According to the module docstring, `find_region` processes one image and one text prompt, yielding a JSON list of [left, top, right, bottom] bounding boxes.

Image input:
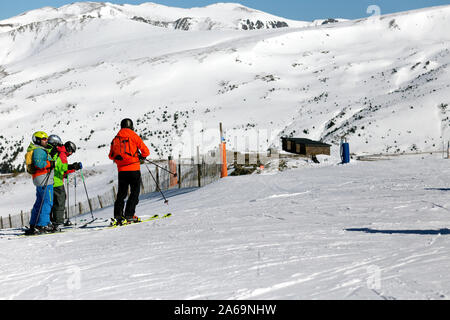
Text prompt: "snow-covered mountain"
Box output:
[[1, 3, 449, 300], [0, 2, 449, 172], [0, 2, 311, 32]]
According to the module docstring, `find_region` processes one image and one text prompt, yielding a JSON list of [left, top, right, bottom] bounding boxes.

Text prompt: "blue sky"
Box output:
[[1, 0, 449, 21]]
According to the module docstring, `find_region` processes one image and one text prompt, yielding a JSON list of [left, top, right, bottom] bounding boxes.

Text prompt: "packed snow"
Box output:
[[0, 2, 449, 300], [0, 153, 449, 299]]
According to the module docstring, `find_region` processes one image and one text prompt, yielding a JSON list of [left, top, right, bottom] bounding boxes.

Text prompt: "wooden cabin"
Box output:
[[281, 138, 331, 157]]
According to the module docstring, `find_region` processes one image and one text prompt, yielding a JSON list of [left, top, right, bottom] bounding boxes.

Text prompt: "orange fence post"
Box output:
[[220, 123, 228, 178], [221, 142, 228, 178], [169, 156, 178, 187]]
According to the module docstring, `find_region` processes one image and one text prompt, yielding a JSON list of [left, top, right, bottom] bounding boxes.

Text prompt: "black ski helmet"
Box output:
[[120, 118, 134, 130], [65, 141, 77, 154]]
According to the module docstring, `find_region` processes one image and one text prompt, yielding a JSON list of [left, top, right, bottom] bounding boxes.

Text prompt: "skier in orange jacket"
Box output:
[[109, 118, 150, 224]]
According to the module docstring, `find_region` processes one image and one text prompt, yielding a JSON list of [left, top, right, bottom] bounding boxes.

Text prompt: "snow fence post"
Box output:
[[447, 141, 449, 159], [178, 154, 182, 189], [8, 214, 12, 229], [0, 216, 3, 229], [88, 198, 93, 215], [98, 195, 103, 209], [155, 166, 160, 192], [140, 176, 145, 194], [112, 186, 117, 200], [197, 146, 201, 188]]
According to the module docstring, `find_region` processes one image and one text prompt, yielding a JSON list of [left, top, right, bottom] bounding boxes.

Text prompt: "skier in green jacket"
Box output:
[[47, 135, 82, 231]]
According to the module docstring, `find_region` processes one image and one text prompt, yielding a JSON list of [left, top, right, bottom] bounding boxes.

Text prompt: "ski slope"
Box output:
[[1, 154, 449, 300], [0, 2, 449, 300], [0, 2, 449, 218]]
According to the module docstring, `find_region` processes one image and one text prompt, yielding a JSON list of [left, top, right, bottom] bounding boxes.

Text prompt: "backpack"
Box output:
[[25, 150, 36, 174], [109, 135, 138, 166], [25, 147, 48, 175]]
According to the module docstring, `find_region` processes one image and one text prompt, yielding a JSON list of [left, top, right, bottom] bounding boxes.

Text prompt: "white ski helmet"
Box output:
[[48, 134, 63, 147]]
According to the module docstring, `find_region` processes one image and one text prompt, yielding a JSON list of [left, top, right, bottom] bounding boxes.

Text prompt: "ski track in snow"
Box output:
[[0, 154, 449, 299], [251, 191, 311, 202]]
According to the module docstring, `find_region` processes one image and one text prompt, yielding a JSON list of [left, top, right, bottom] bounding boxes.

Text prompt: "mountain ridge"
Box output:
[[0, 1, 312, 32]]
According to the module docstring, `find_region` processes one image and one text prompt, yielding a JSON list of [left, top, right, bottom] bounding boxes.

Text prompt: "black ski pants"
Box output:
[[114, 170, 141, 219], [51, 185, 66, 225]]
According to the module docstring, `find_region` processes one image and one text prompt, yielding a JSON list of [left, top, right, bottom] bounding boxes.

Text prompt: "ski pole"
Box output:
[[80, 168, 94, 220], [64, 174, 73, 226], [66, 175, 69, 221], [65, 175, 70, 224], [74, 174, 77, 212], [144, 163, 169, 205], [145, 159, 177, 177]]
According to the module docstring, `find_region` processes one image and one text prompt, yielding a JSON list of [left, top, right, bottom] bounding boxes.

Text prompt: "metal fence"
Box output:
[[0, 161, 222, 229]]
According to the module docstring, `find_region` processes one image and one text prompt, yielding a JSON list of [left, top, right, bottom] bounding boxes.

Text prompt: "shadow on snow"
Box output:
[[138, 187, 199, 203], [425, 188, 450, 191], [346, 228, 450, 235]]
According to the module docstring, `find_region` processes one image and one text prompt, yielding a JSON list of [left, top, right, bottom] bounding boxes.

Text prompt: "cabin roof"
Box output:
[[282, 137, 331, 147]]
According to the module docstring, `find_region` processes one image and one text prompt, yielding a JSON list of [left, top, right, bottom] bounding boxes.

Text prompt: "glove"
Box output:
[[49, 160, 56, 169], [139, 154, 146, 164], [49, 147, 58, 159], [75, 162, 83, 170], [69, 162, 83, 171]]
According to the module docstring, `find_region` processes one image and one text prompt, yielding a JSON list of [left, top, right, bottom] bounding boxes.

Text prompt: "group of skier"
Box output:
[[24, 118, 150, 235], [24, 132, 81, 235]]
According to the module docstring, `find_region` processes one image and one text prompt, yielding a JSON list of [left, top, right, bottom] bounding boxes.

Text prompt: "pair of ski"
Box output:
[[109, 213, 172, 229], [19, 218, 101, 237], [19, 214, 172, 237]]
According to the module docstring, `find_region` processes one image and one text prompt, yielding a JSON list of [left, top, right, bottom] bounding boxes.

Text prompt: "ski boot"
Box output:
[[37, 224, 56, 234], [50, 223, 63, 233], [122, 216, 142, 225], [24, 226, 39, 236], [24, 224, 53, 236], [110, 216, 129, 227], [64, 220, 73, 227], [110, 217, 122, 227]]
